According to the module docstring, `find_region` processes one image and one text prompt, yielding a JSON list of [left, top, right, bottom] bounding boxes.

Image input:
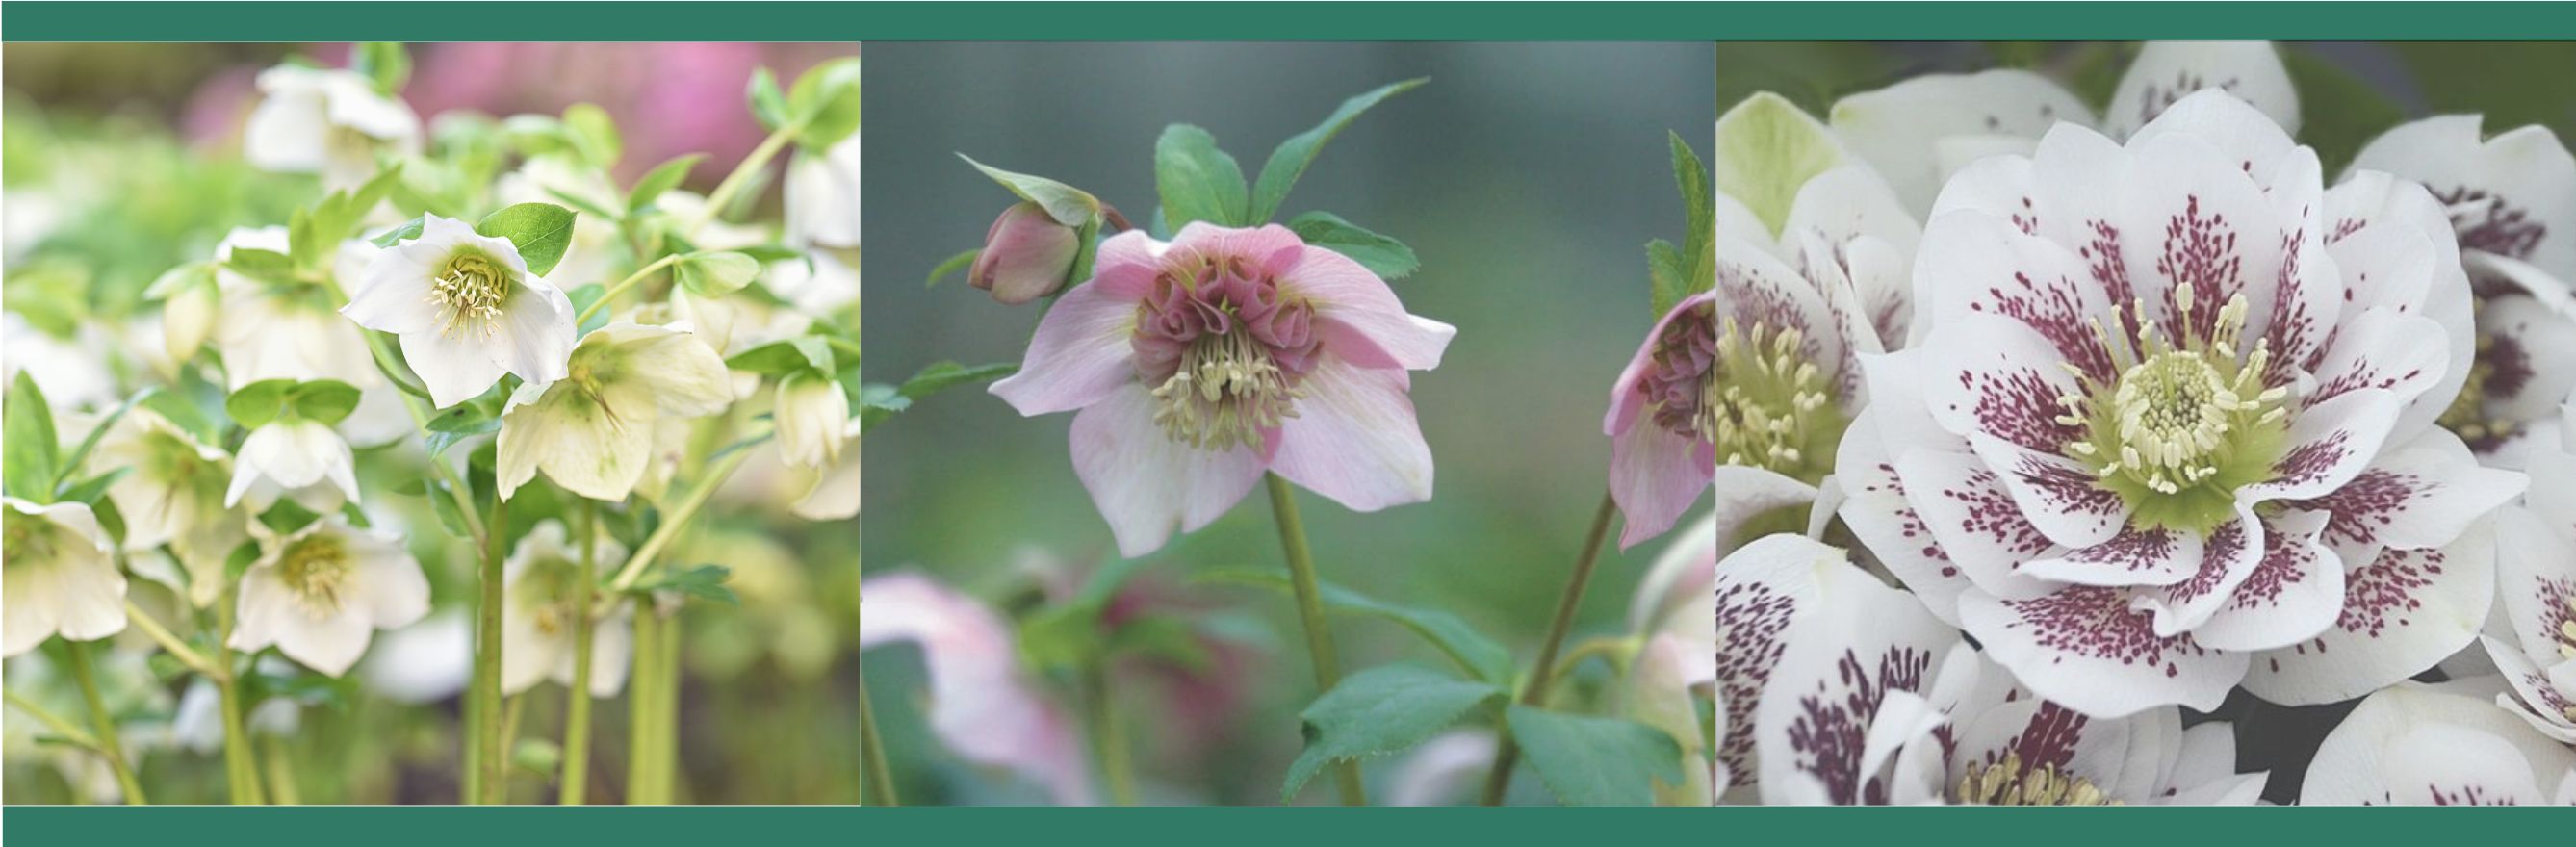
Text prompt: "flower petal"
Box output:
[[1609, 405, 1721, 550], [1830, 69, 2095, 216], [400, 329, 509, 409], [1961, 584, 2246, 717], [2192, 510, 2343, 652], [1754, 547, 1973, 804], [2106, 43, 2301, 141], [1713, 534, 1830, 796], [989, 278, 1146, 417], [1067, 384, 1269, 558], [2244, 524, 2497, 706], [2288, 426, 2524, 568], [1270, 357, 1434, 512], [2349, 115, 2576, 280]]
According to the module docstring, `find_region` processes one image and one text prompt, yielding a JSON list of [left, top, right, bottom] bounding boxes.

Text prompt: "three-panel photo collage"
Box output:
[[4, 39, 2573, 807]]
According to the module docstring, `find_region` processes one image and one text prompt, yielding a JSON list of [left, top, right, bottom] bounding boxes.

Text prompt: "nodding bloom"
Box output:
[[2348, 116, 2576, 463], [2485, 396, 2576, 742], [229, 514, 430, 677], [991, 223, 1455, 557], [2303, 680, 2576, 806], [500, 520, 631, 697], [1836, 90, 2523, 718], [1, 498, 127, 657], [91, 408, 239, 598], [784, 134, 862, 250], [225, 417, 364, 513], [243, 64, 423, 190], [495, 322, 734, 501], [859, 572, 1094, 805], [789, 418, 863, 521], [214, 227, 383, 393], [343, 214, 579, 409]]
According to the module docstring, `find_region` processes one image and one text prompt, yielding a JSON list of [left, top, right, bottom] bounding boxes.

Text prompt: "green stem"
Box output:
[[628, 606, 665, 805], [683, 124, 799, 237], [653, 603, 683, 801], [856, 677, 898, 807], [64, 640, 146, 805], [560, 498, 602, 806], [575, 253, 682, 327], [1084, 663, 1137, 806], [1479, 492, 1621, 806], [122, 600, 216, 678], [214, 595, 265, 805], [603, 446, 756, 598], [476, 494, 510, 804], [1262, 473, 1365, 806], [261, 734, 300, 805], [5, 688, 101, 749]]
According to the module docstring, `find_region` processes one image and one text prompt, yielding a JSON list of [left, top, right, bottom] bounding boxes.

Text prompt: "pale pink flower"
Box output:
[[858, 572, 1094, 805], [1605, 291, 1722, 549], [990, 223, 1455, 557]]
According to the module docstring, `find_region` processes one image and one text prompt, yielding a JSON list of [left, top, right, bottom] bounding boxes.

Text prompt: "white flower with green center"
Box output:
[[785, 134, 862, 250], [343, 214, 578, 408], [500, 520, 631, 697], [90, 408, 243, 606], [2484, 396, 2576, 741], [229, 514, 429, 677], [224, 418, 362, 513], [213, 227, 382, 393], [772, 371, 850, 470], [495, 322, 734, 501], [1, 498, 127, 657], [243, 64, 422, 191], [789, 418, 863, 521], [1837, 90, 2525, 717]]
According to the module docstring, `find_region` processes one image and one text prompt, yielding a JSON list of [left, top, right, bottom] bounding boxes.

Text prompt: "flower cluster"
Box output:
[[1706, 41, 2576, 805]]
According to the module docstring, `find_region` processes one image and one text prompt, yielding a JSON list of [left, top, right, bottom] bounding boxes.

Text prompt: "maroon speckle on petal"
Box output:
[[1785, 647, 1933, 805]]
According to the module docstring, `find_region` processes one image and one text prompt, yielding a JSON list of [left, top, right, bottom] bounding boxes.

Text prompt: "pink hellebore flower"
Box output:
[[1606, 291, 1724, 549], [859, 572, 1095, 805], [991, 223, 1455, 557]]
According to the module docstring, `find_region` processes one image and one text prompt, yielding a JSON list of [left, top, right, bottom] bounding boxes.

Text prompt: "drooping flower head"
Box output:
[[344, 214, 578, 408], [991, 223, 1455, 557], [229, 514, 430, 677], [225, 417, 363, 512], [496, 322, 734, 501], [244, 64, 423, 190], [859, 572, 1095, 805], [2, 498, 127, 657], [214, 227, 383, 392], [2349, 116, 2576, 462], [1838, 90, 2522, 717], [501, 519, 631, 697]]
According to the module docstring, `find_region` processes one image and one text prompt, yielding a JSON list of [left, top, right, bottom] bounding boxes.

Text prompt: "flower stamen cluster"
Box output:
[[427, 251, 515, 340], [1698, 312, 1834, 479], [1955, 752, 2118, 807], [276, 533, 354, 616], [2057, 284, 2288, 525]]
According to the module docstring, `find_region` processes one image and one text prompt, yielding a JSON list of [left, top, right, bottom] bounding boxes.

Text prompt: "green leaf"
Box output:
[[288, 380, 363, 426], [1017, 556, 1149, 671], [855, 383, 910, 433], [424, 400, 501, 435], [627, 154, 705, 215], [425, 479, 471, 536], [475, 202, 579, 277], [1283, 665, 1504, 801], [139, 387, 220, 446], [924, 247, 980, 288], [746, 67, 790, 132], [223, 248, 297, 285], [1712, 92, 1844, 239], [56, 469, 130, 507], [1198, 569, 1513, 684], [1668, 131, 1715, 246], [636, 564, 738, 606], [725, 337, 835, 377], [4, 374, 61, 502], [674, 251, 760, 297], [561, 102, 622, 168], [1154, 124, 1249, 229], [958, 155, 1100, 227], [352, 42, 410, 95], [1249, 78, 1426, 223], [787, 58, 863, 149], [1504, 706, 1686, 807], [223, 380, 294, 430], [896, 360, 1018, 400], [368, 216, 427, 248], [1645, 238, 1689, 320], [142, 262, 218, 301], [1285, 212, 1419, 280]]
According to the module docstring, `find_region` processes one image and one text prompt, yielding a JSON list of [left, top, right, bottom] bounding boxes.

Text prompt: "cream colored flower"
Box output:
[[500, 520, 631, 697], [1, 498, 127, 657], [229, 515, 429, 677], [495, 322, 733, 501]]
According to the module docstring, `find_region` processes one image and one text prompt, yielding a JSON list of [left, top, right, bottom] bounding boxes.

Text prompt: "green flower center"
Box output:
[[3, 511, 58, 567], [277, 534, 355, 615], [430, 250, 515, 339], [2437, 331, 2517, 449], [1702, 317, 1842, 484], [1151, 329, 1301, 452], [514, 555, 583, 636], [2060, 286, 2289, 533], [1955, 752, 2119, 807]]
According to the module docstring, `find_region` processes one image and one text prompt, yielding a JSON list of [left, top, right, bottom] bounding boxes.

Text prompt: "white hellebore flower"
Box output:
[[92, 408, 243, 605], [496, 322, 734, 501], [784, 134, 862, 249], [2486, 396, 2576, 741], [214, 228, 383, 391], [225, 418, 363, 512], [2304, 680, 2576, 806], [1, 498, 127, 657], [501, 520, 631, 697], [230, 514, 430, 677], [244, 64, 423, 190], [1831, 40, 2301, 217], [790, 418, 863, 521], [773, 371, 850, 470], [1835, 90, 2523, 718], [2349, 115, 2576, 464], [344, 214, 578, 408]]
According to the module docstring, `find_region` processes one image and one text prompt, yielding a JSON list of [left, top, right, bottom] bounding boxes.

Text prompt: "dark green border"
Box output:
[[3, 1, 2575, 41]]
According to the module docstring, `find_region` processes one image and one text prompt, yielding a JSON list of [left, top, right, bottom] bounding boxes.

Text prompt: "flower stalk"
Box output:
[[64, 640, 147, 805], [475, 494, 510, 804], [1480, 491, 1620, 806], [559, 498, 602, 805], [1264, 473, 1366, 806], [857, 677, 899, 807], [213, 594, 265, 805]]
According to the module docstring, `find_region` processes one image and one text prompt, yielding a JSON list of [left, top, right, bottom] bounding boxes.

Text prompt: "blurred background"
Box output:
[[3, 42, 863, 805], [862, 42, 1713, 805]]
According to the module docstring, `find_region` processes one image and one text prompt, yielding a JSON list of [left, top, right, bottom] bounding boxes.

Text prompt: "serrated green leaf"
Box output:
[[369, 215, 427, 248], [896, 360, 1018, 399], [1198, 568, 1513, 684], [627, 154, 704, 215], [636, 563, 737, 606], [4, 374, 61, 502], [959, 155, 1100, 227], [1285, 211, 1419, 280], [353, 42, 410, 95], [1283, 665, 1503, 801], [1505, 706, 1686, 807], [1645, 238, 1688, 320], [1155, 125, 1249, 229], [856, 383, 910, 433], [674, 250, 760, 297], [475, 202, 578, 277], [224, 248, 297, 284], [56, 469, 130, 507], [1250, 78, 1425, 223], [289, 380, 362, 426]]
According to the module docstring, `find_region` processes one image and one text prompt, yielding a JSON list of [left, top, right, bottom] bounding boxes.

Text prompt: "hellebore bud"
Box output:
[[970, 201, 1082, 304]]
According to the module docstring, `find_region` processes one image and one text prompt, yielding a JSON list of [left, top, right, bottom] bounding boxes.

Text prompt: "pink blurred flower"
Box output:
[[1605, 291, 1722, 549], [991, 223, 1456, 557], [859, 572, 1095, 805]]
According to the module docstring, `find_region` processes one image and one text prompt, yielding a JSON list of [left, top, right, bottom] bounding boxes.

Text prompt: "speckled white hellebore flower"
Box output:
[[2304, 680, 2576, 805], [859, 572, 1095, 805], [2, 498, 127, 657], [225, 417, 363, 512], [790, 418, 863, 521], [244, 64, 422, 190], [495, 322, 734, 501], [343, 214, 578, 408], [229, 514, 430, 677], [772, 371, 850, 470], [784, 134, 862, 250], [2349, 116, 2576, 464], [501, 520, 631, 697], [1835, 90, 2523, 718], [2485, 397, 2576, 742], [1830, 41, 2301, 217]]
